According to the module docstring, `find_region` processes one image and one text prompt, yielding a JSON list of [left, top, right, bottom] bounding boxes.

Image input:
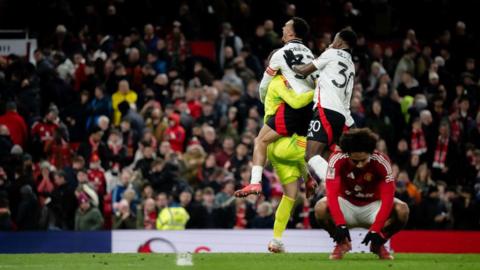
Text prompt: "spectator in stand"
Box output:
[[393, 48, 417, 88], [249, 201, 274, 229], [31, 106, 61, 157], [215, 137, 235, 167], [156, 203, 190, 230], [413, 163, 436, 196], [112, 169, 133, 206], [165, 113, 185, 153], [166, 21, 188, 69], [77, 127, 109, 169], [136, 197, 157, 229], [0, 192, 13, 231], [0, 102, 28, 148], [431, 122, 457, 183], [118, 101, 145, 138], [225, 143, 250, 179], [45, 128, 73, 169], [113, 199, 137, 229], [188, 187, 218, 228], [15, 185, 40, 230], [218, 22, 244, 69], [50, 170, 77, 230], [112, 80, 138, 126], [144, 24, 159, 53], [74, 192, 104, 230], [86, 85, 112, 131], [214, 180, 236, 228], [0, 125, 14, 164], [134, 142, 156, 179], [366, 100, 395, 150], [36, 161, 55, 206], [87, 154, 107, 199]]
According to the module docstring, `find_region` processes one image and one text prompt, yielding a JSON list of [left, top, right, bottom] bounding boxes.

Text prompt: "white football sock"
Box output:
[[250, 165, 263, 184], [308, 155, 328, 182]]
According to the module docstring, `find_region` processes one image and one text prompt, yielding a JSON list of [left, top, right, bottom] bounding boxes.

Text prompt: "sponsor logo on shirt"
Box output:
[[363, 173, 373, 182]]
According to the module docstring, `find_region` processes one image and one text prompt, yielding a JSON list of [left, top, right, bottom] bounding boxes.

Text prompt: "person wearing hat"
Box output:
[[74, 192, 104, 231], [87, 154, 107, 198], [165, 113, 185, 153]]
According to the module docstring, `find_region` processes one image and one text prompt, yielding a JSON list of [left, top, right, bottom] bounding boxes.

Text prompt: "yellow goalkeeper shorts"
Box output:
[[267, 133, 307, 185]]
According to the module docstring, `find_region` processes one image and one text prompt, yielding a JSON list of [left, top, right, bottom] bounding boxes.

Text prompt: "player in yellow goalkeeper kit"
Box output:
[[248, 75, 314, 253]]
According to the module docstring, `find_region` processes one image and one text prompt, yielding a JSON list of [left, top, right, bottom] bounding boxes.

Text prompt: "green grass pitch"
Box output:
[[1, 253, 480, 270]]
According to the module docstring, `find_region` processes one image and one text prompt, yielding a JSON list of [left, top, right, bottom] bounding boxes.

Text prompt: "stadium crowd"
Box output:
[[0, 0, 479, 231]]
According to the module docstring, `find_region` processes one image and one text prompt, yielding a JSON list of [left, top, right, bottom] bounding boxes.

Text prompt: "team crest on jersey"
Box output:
[[363, 173, 373, 182], [326, 167, 335, 179]]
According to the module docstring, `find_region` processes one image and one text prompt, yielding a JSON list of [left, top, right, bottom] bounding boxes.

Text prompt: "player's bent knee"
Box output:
[[314, 198, 328, 219], [394, 201, 410, 221]]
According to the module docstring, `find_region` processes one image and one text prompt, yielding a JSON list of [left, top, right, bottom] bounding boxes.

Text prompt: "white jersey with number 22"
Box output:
[[266, 40, 320, 94]]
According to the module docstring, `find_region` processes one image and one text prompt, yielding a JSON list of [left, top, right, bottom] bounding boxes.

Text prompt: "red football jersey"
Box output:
[[326, 150, 395, 232], [88, 168, 106, 196]]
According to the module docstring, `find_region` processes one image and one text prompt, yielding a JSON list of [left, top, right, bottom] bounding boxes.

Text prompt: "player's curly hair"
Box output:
[[339, 128, 378, 154], [291, 17, 310, 41]]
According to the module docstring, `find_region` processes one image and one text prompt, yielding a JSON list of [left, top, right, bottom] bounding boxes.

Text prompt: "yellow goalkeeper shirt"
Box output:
[[263, 75, 314, 123]]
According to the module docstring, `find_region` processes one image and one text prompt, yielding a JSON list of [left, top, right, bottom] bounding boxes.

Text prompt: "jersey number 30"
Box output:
[[332, 61, 354, 95]]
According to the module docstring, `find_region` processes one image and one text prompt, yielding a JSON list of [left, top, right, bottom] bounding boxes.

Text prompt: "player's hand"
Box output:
[[333, 225, 351, 243], [361, 231, 387, 246], [283, 50, 303, 70]]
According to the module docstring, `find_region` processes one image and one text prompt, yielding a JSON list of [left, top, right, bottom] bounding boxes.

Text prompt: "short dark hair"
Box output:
[[338, 28, 357, 49], [339, 128, 378, 154], [5, 101, 17, 111], [291, 17, 310, 41]]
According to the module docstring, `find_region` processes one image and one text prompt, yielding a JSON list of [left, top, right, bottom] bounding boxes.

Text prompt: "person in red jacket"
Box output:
[[31, 107, 60, 146], [0, 102, 28, 147], [165, 113, 185, 153], [314, 128, 409, 260], [87, 154, 107, 198]]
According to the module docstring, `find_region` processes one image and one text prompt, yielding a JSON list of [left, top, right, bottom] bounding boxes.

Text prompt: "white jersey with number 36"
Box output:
[[311, 48, 355, 126], [266, 40, 320, 94]]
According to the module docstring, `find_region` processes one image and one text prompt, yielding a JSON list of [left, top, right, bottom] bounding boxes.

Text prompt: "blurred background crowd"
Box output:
[[0, 0, 479, 231]]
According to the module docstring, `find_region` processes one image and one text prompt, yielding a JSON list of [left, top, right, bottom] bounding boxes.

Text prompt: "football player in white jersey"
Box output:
[[292, 28, 357, 186], [235, 17, 319, 197]]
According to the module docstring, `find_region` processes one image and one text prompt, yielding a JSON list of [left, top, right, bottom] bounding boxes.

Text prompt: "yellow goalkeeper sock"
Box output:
[[273, 195, 295, 240]]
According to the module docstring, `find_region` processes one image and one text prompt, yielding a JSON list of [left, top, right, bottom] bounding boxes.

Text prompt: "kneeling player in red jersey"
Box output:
[[314, 128, 409, 260]]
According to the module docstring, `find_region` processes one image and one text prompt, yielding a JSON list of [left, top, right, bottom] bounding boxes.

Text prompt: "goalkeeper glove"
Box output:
[[283, 50, 304, 70]]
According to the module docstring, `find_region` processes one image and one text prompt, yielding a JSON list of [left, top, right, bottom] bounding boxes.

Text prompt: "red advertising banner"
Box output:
[[391, 231, 480, 253]]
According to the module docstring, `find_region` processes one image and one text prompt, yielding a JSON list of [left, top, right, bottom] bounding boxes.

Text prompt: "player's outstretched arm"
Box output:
[[292, 62, 317, 77]]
